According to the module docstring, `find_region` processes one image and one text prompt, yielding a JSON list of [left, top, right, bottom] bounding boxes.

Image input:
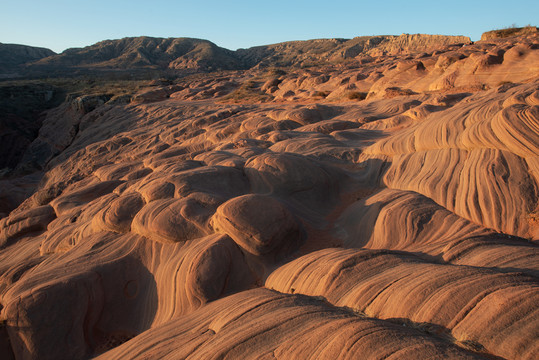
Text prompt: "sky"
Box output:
[[1, 0, 538, 54]]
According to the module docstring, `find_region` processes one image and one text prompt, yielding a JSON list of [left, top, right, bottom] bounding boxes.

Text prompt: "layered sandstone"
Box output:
[[0, 31, 538, 359]]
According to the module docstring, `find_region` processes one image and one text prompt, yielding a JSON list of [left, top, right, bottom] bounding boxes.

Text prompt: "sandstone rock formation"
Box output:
[[481, 25, 539, 40], [0, 30, 538, 359]]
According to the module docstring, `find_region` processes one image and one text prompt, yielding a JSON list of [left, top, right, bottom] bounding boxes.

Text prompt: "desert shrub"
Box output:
[[265, 67, 287, 78], [482, 25, 538, 40], [346, 91, 367, 100], [221, 79, 273, 103], [242, 80, 257, 89], [313, 91, 331, 98], [497, 81, 517, 88]]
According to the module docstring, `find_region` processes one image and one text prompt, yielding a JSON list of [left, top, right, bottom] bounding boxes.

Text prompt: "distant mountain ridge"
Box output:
[[236, 34, 472, 68], [0, 43, 56, 76], [2, 34, 472, 77], [32, 37, 242, 71]]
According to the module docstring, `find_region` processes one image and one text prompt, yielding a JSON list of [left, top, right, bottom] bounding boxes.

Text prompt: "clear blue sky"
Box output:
[[1, 0, 537, 53]]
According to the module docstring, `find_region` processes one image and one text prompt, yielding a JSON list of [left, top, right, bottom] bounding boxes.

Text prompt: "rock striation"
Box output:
[[0, 30, 538, 359]]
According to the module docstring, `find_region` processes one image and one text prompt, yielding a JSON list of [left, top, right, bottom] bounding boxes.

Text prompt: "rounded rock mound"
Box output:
[[212, 194, 304, 259]]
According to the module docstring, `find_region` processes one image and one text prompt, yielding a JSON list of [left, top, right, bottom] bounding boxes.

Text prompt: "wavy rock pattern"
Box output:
[[364, 82, 539, 239], [96, 289, 484, 360], [383, 148, 537, 238], [338, 188, 539, 276], [0, 34, 538, 359], [1, 232, 254, 359], [266, 248, 538, 360], [211, 194, 304, 258]]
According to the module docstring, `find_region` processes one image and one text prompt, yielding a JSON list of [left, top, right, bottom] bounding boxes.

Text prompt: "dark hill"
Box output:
[[31, 37, 242, 71], [0, 43, 55, 77]]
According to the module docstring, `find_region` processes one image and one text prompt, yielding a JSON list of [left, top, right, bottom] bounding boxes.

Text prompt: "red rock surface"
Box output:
[[0, 32, 538, 359]]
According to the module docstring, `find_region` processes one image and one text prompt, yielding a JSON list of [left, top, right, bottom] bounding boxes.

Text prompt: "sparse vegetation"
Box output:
[[481, 25, 538, 40], [313, 90, 331, 98], [456, 339, 487, 353], [497, 81, 513, 86], [0, 77, 148, 101], [221, 79, 273, 103], [385, 318, 451, 339], [346, 91, 367, 100], [265, 67, 287, 78]]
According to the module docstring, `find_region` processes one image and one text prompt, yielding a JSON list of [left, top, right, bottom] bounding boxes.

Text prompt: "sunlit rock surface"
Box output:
[[0, 32, 538, 359]]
